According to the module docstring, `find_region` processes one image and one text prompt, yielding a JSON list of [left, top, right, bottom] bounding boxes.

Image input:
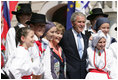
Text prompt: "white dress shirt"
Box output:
[[72, 28, 84, 51]]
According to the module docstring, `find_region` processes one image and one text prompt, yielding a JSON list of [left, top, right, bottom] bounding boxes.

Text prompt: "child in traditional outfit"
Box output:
[[86, 30, 114, 79], [89, 17, 116, 48], [6, 27, 43, 79], [41, 22, 57, 78], [27, 13, 52, 79], [5, 27, 34, 79]]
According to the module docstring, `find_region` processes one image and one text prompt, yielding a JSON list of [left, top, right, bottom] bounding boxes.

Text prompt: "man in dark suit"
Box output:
[[60, 12, 88, 79]]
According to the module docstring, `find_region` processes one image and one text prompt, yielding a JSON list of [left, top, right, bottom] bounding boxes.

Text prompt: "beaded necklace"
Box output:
[[93, 49, 106, 70]]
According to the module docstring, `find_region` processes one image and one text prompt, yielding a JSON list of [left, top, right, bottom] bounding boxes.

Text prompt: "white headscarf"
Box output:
[[92, 30, 106, 48]]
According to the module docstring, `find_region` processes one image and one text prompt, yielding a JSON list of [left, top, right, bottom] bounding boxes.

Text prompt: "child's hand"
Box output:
[[89, 36, 93, 40]]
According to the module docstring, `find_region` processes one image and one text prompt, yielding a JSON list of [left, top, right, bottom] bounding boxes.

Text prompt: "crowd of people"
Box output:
[[1, 3, 117, 79]]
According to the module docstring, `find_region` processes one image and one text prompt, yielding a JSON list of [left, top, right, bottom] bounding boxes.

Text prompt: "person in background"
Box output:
[[93, 17, 116, 48], [27, 13, 52, 79], [5, 3, 32, 61], [85, 8, 108, 39], [49, 22, 66, 78], [26, 13, 46, 41], [86, 30, 114, 79], [60, 12, 88, 79]]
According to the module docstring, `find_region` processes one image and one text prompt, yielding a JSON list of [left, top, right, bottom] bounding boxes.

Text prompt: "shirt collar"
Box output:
[[17, 23, 25, 28], [72, 28, 78, 36], [72, 28, 82, 37]]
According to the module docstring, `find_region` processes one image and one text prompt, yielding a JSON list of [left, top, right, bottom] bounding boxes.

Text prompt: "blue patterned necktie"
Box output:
[[77, 34, 83, 59]]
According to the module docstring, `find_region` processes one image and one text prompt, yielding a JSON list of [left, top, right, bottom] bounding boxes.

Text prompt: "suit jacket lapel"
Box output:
[[81, 33, 88, 59], [68, 29, 80, 58]]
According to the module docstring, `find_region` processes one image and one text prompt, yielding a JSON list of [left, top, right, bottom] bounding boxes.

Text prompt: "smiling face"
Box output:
[[90, 15, 104, 29], [53, 30, 63, 45], [22, 30, 35, 48], [72, 16, 86, 33], [99, 23, 110, 36], [96, 37, 106, 50], [35, 27, 45, 38], [46, 27, 56, 41]]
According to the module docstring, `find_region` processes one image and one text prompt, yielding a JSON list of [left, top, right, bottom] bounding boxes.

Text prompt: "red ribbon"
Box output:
[[1, 43, 6, 51], [21, 73, 33, 79], [94, 49, 106, 71], [89, 69, 111, 79], [35, 41, 42, 56], [22, 75, 31, 79]]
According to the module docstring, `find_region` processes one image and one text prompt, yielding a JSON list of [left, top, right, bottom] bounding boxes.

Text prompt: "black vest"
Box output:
[[14, 25, 20, 47]]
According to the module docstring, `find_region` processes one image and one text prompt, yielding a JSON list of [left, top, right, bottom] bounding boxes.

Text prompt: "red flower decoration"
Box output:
[[43, 49, 45, 53]]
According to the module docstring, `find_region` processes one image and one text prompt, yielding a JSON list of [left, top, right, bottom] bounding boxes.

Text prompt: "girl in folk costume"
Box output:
[[89, 17, 117, 49], [41, 21, 57, 78], [86, 30, 114, 79], [6, 27, 41, 79], [93, 17, 116, 48], [27, 13, 52, 79], [41, 22, 57, 78]]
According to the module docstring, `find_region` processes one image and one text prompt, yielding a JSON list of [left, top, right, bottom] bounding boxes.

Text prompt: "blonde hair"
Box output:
[[53, 22, 65, 34]]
